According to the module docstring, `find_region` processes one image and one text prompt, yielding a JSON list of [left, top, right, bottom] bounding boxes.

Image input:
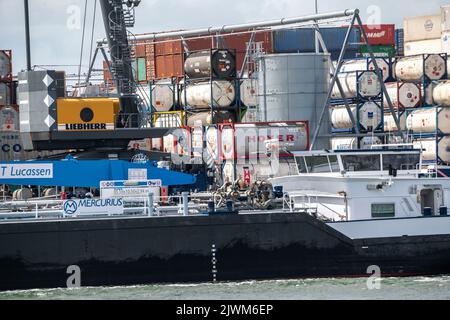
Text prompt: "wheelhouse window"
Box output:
[[341, 154, 381, 172], [296, 156, 308, 173], [371, 203, 395, 218], [382, 153, 420, 171], [305, 156, 331, 173], [329, 155, 340, 173]]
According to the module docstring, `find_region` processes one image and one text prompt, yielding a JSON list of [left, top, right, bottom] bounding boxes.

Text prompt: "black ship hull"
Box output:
[[1, 212, 450, 291]]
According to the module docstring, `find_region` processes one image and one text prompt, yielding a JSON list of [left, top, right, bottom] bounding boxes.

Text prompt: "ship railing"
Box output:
[[0, 194, 208, 221], [283, 192, 318, 216]]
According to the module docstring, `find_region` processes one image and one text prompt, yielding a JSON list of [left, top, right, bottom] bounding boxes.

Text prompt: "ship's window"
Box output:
[[305, 156, 331, 173], [371, 203, 395, 218], [328, 155, 340, 172], [382, 153, 420, 171], [296, 157, 308, 173], [341, 154, 381, 171]]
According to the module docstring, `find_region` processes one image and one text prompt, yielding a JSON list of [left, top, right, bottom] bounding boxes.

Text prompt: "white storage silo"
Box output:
[[257, 53, 330, 149]]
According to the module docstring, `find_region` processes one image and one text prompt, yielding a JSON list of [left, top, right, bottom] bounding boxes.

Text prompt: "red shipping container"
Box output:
[[361, 24, 395, 45], [134, 43, 146, 57]]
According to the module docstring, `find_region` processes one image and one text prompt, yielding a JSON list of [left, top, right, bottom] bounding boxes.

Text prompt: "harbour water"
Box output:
[[1, 276, 450, 300]]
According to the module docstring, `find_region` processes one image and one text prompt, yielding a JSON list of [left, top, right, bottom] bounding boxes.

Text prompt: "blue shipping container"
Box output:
[[273, 27, 362, 53], [395, 29, 404, 56]]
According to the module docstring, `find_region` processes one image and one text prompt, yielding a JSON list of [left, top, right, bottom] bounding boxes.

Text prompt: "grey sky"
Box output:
[[0, 0, 448, 76]]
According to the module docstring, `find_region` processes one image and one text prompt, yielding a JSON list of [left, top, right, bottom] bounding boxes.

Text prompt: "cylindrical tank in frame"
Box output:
[[406, 107, 450, 134], [331, 71, 381, 99], [384, 82, 421, 109], [257, 53, 330, 149], [222, 158, 298, 185], [184, 49, 236, 79], [240, 78, 258, 107], [0, 50, 12, 79], [331, 102, 382, 131], [220, 122, 309, 160], [432, 80, 450, 107], [186, 111, 235, 126], [330, 136, 382, 150], [0, 106, 19, 131], [0, 83, 11, 105], [394, 54, 446, 81], [150, 79, 178, 112], [12, 188, 33, 201], [339, 58, 391, 82], [414, 137, 450, 164], [330, 105, 357, 129], [384, 112, 406, 131], [181, 81, 236, 108]]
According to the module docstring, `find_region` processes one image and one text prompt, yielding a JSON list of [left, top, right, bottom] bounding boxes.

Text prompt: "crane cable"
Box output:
[[76, 0, 88, 96], [87, 0, 98, 87]]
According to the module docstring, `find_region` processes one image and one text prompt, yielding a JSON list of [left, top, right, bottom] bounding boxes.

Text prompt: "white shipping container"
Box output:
[[441, 5, 450, 32], [441, 31, 450, 55], [404, 39, 442, 56], [404, 15, 441, 42]]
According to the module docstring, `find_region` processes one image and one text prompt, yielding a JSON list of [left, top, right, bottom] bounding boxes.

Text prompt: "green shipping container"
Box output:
[[360, 45, 396, 58], [137, 57, 147, 83]]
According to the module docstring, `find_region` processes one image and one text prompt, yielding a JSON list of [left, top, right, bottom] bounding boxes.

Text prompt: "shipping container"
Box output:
[[136, 57, 147, 83], [361, 24, 395, 45], [404, 39, 442, 56], [441, 5, 450, 32], [360, 45, 396, 58], [442, 31, 450, 55], [273, 27, 361, 53], [129, 31, 272, 81], [395, 29, 405, 56], [404, 15, 441, 42]]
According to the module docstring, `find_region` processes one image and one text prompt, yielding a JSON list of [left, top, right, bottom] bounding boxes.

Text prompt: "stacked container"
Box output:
[[393, 52, 449, 165], [359, 24, 396, 58], [404, 15, 442, 56], [273, 27, 361, 60]]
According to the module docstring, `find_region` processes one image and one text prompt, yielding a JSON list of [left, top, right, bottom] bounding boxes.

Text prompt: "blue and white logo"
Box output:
[[64, 200, 78, 214]]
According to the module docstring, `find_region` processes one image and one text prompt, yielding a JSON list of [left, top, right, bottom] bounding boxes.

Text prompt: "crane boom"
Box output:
[[99, 0, 141, 127]]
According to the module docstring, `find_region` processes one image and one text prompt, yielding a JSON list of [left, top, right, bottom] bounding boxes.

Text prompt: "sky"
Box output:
[[0, 0, 448, 77]]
